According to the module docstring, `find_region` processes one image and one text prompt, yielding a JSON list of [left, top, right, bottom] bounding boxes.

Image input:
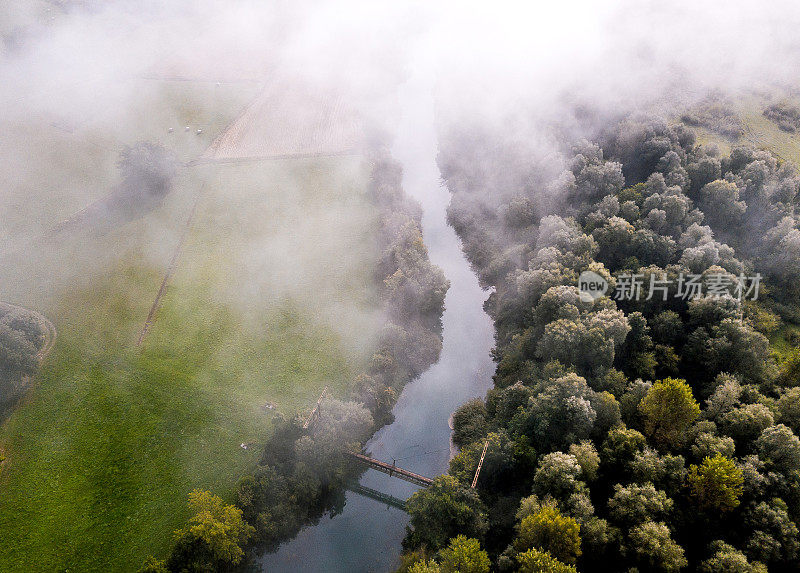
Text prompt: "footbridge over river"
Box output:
[[345, 451, 434, 487]]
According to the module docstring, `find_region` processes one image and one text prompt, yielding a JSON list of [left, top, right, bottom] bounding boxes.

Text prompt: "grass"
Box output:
[[687, 93, 800, 165], [0, 79, 381, 571]]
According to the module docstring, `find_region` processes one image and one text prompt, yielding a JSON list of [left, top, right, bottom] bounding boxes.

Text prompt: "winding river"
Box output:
[[259, 65, 495, 572]]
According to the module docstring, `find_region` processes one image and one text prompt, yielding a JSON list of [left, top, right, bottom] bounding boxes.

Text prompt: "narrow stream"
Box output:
[[259, 65, 495, 573]]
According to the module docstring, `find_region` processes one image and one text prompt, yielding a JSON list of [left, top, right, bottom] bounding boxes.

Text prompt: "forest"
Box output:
[[398, 115, 800, 573]]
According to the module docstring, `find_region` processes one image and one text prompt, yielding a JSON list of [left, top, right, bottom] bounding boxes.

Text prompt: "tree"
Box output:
[[451, 399, 488, 448], [619, 312, 657, 380], [117, 141, 177, 199], [568, 441, 600, 482], [699, 540, 767, 573], [719, 404, 774, 445], [755, 424, 800, 475], [651, 311, 684, 346], [514, 373, 599, 451], [449, 432, 517, 492], [744, 500, 799, 565], [624, 521, 687, 572], [168, 490, 255, 571], [532, 452, 584, 500], [699, 179, 746, 228], [691, 432, 735, 461], [628, 447, 686, 496], [704, 374, 742, 420], [408, 561, 442, 573], [687, 455, 744, 512], [776, 387, 800, 434], [704, 320, 774, 384], [438, 536, 490, 573], [404, 476, 487, 551], [536, 308, 630, 378], [514, 505, 582, 564], [639, 378, 700, 449], [608, 483, 673, 525], [516, 549, 577, 573], [601, 427, 647, 471]]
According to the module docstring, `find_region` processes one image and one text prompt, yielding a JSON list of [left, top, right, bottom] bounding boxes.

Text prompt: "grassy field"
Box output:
[[0, 80, 381, 571], [687, 92, 800, 165]]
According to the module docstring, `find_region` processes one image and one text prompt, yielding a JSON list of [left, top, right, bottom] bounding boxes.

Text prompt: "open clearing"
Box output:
[[203, 76, 363, 161], [0, 77, 381, 571]]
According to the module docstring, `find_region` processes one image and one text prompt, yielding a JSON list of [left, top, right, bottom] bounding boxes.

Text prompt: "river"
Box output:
[[258, 65, 496, 573]]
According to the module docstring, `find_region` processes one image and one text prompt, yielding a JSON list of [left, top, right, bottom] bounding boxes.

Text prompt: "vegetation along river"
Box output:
[[259, 65, 496, 572]]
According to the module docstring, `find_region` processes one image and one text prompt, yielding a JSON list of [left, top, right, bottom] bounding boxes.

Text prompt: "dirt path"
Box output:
[[136, 184, 205, 347]]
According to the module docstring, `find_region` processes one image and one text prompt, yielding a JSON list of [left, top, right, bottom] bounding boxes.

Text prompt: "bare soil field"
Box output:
[[203, 76, 363, 161]]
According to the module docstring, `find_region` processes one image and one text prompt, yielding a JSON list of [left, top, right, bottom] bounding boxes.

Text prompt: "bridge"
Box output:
[[348, 483, 408, 511], [346, 451, 434, 487]]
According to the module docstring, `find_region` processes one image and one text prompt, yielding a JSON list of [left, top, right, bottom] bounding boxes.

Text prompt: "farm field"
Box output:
[[0, 77, 381, 571]]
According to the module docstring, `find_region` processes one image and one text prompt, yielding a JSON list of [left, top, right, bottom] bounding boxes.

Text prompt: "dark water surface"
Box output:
[[259, 66, 495, 573]]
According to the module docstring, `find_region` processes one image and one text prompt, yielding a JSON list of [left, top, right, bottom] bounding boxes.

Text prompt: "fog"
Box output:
[[3, 0, 800, 568], [2, 0, 800, 438], [4, 0, 800, 209]]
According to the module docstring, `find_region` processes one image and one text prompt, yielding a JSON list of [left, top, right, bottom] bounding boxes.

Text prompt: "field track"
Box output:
[[136, 184, 205, 347]]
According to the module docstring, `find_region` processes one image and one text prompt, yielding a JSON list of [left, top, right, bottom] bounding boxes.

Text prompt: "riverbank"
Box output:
[[258, 64, 495, 573]]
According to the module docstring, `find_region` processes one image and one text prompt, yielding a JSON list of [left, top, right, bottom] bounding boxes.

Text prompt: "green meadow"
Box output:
[[0, 80, 381, 571]]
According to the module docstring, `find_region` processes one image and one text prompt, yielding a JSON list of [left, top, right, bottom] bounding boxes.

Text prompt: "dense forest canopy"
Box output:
[[402, 115, 800, 573]]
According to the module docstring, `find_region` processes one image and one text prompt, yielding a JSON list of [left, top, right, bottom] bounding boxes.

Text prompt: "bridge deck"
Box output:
[[347, 452, 434, 487]]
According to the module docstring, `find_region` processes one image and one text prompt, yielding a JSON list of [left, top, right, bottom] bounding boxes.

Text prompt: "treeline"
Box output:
[[0, 306, 47, 420], [140, 148, 449, 572], [399, 116, 800, 572]]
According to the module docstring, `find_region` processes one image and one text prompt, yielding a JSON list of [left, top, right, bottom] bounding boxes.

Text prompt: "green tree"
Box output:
[[451, 399, 488, 448], [755, 424, 800, 475], [719, 404, 774, 445], [699, 540, 767, 573], [438, 536, 490, 573], [516, 548, 577, 573], [687, 455, 744, 512], [408, 561, 442, 573], [698, 179, 746, 228], [514, 505, 582, 564], [569, 440, 600, 482], [744, 500, 799, 565], [601, 427, 647, 471], [533, 452, 585, 500], [405, 476, 487, 551], [624, 521, 687, 572], [168, 490, 255, 571], [776, 387, 800, 434], [608, 483, 674, 525], [639, 378, 700, 448]]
